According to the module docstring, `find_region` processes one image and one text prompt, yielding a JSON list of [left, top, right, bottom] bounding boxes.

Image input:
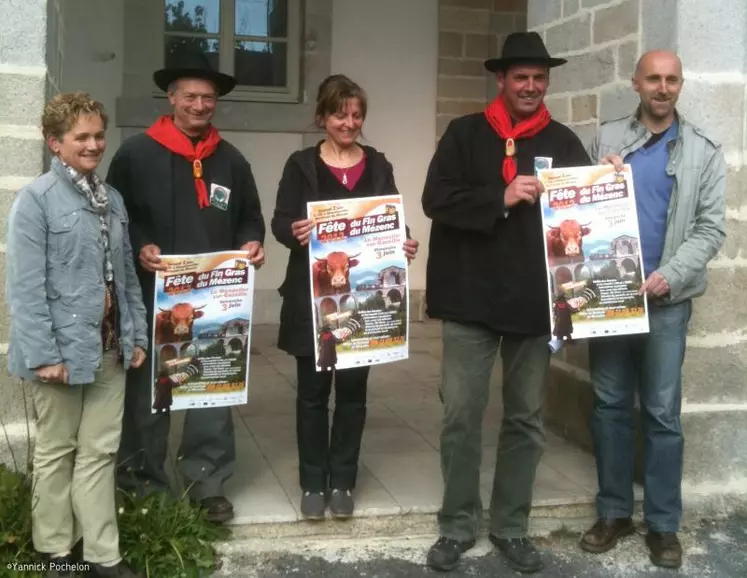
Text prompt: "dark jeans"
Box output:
[[589, 300, 691, 533], [295, 356, 370, 492], [438, 321, 550, 541], [116, 361, 235, 500]]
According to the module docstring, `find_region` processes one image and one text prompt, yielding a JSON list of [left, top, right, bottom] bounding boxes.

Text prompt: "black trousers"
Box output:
[[295, 356, 370, 492], [116, 362, 235, 501]]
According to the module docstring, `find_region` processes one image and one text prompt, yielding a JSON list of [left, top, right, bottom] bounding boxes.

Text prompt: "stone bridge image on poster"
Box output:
[[313, 266, 407, 325], [552, 235, 641, 287]]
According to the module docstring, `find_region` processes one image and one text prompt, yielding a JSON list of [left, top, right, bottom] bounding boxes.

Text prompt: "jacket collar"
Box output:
[[50, 156, 124, 218], [293, 142, 389, 201], [627, 106, 685, 139]]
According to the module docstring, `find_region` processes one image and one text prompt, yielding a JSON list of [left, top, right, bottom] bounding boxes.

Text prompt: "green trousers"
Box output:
[[438, 321, 550, 541]]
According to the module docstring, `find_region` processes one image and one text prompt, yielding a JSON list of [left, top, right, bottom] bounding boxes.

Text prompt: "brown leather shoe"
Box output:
[[646, 531, 682, 569], [580, 518, 635, 553]]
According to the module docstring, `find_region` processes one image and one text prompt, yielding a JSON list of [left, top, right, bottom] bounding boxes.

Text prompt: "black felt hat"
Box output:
[[153, 47, 236, 96], [484, 31, 567, 73]]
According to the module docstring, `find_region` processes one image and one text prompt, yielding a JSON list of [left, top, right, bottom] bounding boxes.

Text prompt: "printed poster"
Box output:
[[307, 194, 409, 371], [150, 251, 254, 413], [536, 163, 649, 342]]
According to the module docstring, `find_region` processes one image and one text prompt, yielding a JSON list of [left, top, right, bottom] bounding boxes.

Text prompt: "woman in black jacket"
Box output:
[[271, 74, 419, 520]]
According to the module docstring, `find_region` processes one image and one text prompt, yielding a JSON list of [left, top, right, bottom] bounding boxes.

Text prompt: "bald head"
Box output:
[[632, 50, 683, 129], [634, 50, 683, 79]]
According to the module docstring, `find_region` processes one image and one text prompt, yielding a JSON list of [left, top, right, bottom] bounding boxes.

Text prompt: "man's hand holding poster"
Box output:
[[151, 251, 254, 413], [307, 195, 409, 371], [537, 163, 650, 344]]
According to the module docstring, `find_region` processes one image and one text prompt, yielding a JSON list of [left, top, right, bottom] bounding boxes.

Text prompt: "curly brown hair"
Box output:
[[42, 91, 108, 141], [314, 74, 367, 129]]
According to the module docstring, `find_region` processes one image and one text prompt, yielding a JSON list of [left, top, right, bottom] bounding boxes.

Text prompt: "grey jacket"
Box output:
[[588, 110, 727, 304], [5, 158, 149, 384]]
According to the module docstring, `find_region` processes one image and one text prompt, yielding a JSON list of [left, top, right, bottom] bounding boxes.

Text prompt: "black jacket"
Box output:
[[271, 142, 398, 357], [107, 132, 265, 320], [422, 113, 591, 336]]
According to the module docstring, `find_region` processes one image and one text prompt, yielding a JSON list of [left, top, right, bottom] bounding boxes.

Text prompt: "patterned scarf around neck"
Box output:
[[59, 160, 114, 283]]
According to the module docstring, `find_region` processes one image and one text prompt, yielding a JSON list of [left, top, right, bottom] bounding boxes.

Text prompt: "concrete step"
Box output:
[[222, 500, 599, 542]]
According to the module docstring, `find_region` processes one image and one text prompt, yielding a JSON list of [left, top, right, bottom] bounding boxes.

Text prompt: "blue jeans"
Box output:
[[589, 300, 692, 533]]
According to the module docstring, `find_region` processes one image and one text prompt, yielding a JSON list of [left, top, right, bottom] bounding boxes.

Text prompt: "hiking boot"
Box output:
[[329, 489, 354, 519], [301, 491, 325, 520], [580, 517, 635, 553], [88, 560, 143, 577], [489, 535, 543, 574], [426, 536, 476, 572], [646, 531, 682, 569], [198, 496, 234, 523]]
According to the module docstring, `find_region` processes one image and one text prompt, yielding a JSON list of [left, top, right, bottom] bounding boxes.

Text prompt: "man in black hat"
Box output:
[[422, 32, 590, 573], [106, 53, 265, 523]]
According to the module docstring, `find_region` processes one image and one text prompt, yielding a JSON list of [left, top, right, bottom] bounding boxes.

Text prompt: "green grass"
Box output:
[[1, 396, 231, 578]]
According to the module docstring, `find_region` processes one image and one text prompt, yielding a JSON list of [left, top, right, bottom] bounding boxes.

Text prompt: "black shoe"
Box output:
[[580, 518, 635, 553], [197, 496, 234, 523], [301, 491, 326, 520], [646, 531, 682, 569], [329, 489, 354, 519], [426, 536, 476, 572], [46, 556, 75, 578], [70, 539, 83, 563], [88, 561, 143, 577], [489, 535, 543, 574]]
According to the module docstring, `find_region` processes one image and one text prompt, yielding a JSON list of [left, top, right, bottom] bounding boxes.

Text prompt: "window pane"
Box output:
[[234, 41, 286, 87], [165, 0, 220, 34], [165, 36, 220, 71], [235, 0, 287, 38]]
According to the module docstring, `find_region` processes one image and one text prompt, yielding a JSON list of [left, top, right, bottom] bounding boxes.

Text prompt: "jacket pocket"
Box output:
[[48, 210, 81, 266]]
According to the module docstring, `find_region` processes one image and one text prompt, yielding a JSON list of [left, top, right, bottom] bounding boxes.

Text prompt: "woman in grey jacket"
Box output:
[[5, 92, 147, 578]]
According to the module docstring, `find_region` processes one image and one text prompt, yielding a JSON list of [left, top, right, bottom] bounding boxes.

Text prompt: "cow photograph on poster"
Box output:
[[307, 194, 410, 371], [537, 163, 650, 342], [150, 251, 254, 413]]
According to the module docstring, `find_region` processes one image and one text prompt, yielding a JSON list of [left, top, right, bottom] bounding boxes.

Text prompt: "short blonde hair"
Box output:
[[42, 91, 108, 140]]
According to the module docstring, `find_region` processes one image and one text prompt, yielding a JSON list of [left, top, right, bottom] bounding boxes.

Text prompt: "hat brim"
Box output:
[[484, 57, 568, 73], [153, 68, 237, 96]]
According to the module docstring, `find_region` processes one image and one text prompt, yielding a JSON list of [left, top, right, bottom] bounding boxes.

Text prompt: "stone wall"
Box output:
[[437, 0, 528, 138], [529, 0, 747, 513], [0, 0, 53, 467]]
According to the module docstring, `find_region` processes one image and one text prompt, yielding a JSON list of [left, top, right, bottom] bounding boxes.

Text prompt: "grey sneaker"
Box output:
[[301, 491, 325, 520], [329, 489, 354, 519]]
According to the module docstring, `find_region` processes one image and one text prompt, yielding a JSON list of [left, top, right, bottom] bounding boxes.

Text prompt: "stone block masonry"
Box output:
[[530, 0, 747, 514], [528, 0, 645, 147], [437, 0, 528, 139], [0, 0, 53, 468]]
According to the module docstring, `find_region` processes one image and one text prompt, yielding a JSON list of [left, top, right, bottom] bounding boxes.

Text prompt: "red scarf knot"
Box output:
[[484, 96, 552, 185], [145, 115, 221, 209]]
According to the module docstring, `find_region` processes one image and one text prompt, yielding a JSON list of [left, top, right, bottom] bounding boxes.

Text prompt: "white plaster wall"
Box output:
[[331, 0, 439, 290], [220, 131, 303, 295], [59, 0, 124, 174]]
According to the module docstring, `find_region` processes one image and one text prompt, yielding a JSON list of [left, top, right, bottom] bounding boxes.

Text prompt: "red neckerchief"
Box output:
[[484, 96, 551, 185], [145, 115, 222, 209]]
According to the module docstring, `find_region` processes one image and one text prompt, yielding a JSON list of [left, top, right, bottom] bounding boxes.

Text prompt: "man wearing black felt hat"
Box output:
[[422, 32, 590, 573], [106, 50, 266, 523]]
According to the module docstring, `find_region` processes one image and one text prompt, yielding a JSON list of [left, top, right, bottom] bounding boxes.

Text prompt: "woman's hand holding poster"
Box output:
[[306, 195, 410, 372], [536, 162, 650, 348]]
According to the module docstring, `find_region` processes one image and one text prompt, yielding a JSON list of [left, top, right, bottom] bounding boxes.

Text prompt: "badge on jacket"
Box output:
[[534, 157, 553, 176], [210, 183, 231, 210]]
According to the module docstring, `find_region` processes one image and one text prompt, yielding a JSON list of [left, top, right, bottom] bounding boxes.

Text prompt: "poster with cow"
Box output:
[[306, 194, 409, 371], [150, 251, 254, 413], [536, 163, 650, 343]]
